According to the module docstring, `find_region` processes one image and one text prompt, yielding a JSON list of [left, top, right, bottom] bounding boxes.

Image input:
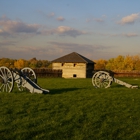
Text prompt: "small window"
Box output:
[[73, 74, 77, 77], [73, 63, 76, 67], [61, 63, 64, 66]]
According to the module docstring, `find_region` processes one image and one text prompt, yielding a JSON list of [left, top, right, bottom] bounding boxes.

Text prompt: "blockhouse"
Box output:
[[51, 52, 95, 78]]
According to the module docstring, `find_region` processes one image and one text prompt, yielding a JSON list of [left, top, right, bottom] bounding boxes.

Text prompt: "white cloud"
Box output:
[[42, 26, 88, 37], [57, 26, 74, 33], [0, 16, 87, 38], [0, 16, 40, 36], [56, 26, 87, 37], [118, 13, 139, 25]]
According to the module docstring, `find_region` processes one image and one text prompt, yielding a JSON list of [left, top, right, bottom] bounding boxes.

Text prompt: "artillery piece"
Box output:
[[92, 71, 139, 89], [0, 66, 49, 93]]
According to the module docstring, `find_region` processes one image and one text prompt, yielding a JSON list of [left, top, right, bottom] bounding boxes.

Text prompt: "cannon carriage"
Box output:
[[92, 71, 139, 89], [0, 66, 49, 93]]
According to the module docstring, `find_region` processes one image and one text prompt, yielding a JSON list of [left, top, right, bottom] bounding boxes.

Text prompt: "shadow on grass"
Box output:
[[111, 83, 139, 89], [43, 87, 84, 95], [110, 84, 125, 88], [12, 87, 87, 95]]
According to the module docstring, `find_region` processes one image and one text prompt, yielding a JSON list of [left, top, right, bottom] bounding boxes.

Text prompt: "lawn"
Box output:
[[0, 77, 140, 140]]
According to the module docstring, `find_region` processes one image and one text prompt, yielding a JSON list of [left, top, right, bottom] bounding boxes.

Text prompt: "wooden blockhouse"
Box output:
[[51, 52, 95, 78]]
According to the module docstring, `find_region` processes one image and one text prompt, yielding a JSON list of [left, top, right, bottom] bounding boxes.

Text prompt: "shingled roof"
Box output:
[[51, 52, 95, 63]]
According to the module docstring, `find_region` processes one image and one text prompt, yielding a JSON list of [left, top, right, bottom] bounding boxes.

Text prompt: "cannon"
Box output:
[[0, 66, 49, 93], [92, 71, 139, 89]]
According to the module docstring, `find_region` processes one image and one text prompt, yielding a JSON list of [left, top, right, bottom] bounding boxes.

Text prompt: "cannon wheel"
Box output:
[[21, 67, 37, 83], [0, 66, 14, 92], [92, 71, 113, 88]]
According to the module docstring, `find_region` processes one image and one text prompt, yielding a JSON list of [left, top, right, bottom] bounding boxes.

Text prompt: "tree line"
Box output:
[[1, 54, 140, 70], [94, 55, 140, 71], [0, 58, 51, 69]]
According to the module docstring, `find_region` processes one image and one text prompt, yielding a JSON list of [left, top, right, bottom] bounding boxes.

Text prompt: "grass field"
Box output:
[[0, 77, 140, 140]]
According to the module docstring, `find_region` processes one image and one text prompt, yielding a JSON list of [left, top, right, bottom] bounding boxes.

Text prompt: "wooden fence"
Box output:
[[33, 69, 140, 78], [93, 70, 140, 78], [113, 70, 140, 77], [33, 69, 62, 77]]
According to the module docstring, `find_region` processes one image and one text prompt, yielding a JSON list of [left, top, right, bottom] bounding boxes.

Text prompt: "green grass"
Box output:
[[0, 78, 140, 140]]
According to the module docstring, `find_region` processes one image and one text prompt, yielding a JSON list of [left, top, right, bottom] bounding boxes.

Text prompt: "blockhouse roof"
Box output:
[[51, 52, 95, 64]]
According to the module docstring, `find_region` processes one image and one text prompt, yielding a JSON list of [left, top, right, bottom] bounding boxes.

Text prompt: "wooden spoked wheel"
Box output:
[[21, 67, 37, 83], [0, 66, 14, 92], [92, 71, 113, 88]]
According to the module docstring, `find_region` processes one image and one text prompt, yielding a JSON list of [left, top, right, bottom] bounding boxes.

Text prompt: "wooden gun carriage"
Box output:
[[0, 66, 49, 93], [92, 71, 139, 89]]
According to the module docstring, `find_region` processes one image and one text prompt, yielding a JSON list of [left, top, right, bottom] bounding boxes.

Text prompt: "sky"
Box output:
[[0, 0, 140, 61]]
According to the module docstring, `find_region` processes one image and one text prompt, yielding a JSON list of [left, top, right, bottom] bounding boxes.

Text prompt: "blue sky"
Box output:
[[0, 0, 140, 60]]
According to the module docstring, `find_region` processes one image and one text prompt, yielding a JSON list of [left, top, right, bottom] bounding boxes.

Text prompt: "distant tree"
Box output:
[[94, 59, 107, 70], [105, 58, 115, 70], [24, 60, 30, 67], [132, 55, 140, 70], [106, 55, 125, 70], [14, 59, 26, 69], [0, 58, 15, 68], [2, 54, 140, 70], [124, 55, 134, 70], [114, 55, 125, 70], [37, 60, 43, 68], [0, 57, 51, 69]]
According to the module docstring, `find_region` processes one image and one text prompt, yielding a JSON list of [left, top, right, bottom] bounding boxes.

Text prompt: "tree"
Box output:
[[124, 55, 134, 70], [106, 55, 125, 70], [14, 59, 25, 69], [131, 55, 140, 70], [105, 58, 115, 70], [0, 57, 51, 69], [29, 58, 38, 68], [0, 58, 16, 68], [114, 55, 125, 70], [94, 59, 107, 70]]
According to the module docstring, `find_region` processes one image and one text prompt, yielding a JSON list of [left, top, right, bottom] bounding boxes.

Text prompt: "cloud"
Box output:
[[118, 13, 139, 25], [42, 26, 88, 37], [0, 40, 17, 46], [0, 45, 51, 59], [0, 16, 40, 36], [122, 33, 139, 37], [0, 41, 112, 60], [56, 26, 85, 37], [97, 31, 139, 38], [48, 41, 111, 51], [0, 16, 87, 38], [57, 16, 65, 21], [47, 41, 112, 60], [110, 32, 139, 38]]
